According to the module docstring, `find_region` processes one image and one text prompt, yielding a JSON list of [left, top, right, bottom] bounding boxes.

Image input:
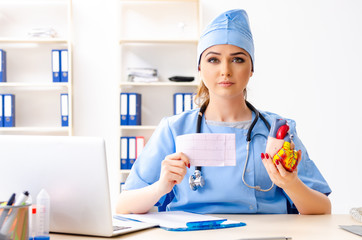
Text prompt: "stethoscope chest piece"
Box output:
[[189, 170, 205, 191]]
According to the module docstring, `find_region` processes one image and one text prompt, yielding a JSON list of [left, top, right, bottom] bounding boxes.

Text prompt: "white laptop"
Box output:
[[0, 135, 156, 237]]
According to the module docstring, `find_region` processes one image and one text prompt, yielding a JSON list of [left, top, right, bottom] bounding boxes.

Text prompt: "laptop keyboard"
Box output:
[[113, 225, 131, 232]]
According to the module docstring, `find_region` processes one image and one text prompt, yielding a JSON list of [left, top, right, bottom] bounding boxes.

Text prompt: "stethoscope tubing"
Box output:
[[191, 100, 274, 191]]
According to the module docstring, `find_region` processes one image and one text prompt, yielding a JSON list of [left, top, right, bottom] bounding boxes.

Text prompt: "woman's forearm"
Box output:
[[284, 178, 331, 215], [116, 152, 189, 214], [116, 182, 164, 214]]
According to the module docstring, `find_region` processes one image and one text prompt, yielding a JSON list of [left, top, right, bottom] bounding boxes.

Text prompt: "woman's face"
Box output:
[[199, 44, 253, 101]]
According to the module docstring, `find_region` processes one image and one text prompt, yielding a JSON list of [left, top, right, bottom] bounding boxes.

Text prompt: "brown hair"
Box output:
[[194, 81, 209, 108]]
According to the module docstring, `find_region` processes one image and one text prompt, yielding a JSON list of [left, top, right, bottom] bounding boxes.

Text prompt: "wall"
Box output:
[[71, 0, 362, 213], [200, 0, 362, 213], [71, 0, 120, 207]]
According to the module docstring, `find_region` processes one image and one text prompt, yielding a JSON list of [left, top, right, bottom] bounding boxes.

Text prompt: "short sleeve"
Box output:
[[285, 120, 332, 212], [123, 117, 176, 208]]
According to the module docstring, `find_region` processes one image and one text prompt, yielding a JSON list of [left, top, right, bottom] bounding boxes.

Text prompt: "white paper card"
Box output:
[[176, 133, 236, 166]]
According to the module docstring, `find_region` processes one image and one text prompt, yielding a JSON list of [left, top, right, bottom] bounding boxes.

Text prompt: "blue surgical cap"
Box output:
[[197, 9, 254, 69]]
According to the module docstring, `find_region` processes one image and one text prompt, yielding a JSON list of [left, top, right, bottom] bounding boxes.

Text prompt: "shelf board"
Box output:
[[0, 0, 69, 5], [120, 170, 131, 174], [120, 82, 199, 87], [0, 127, 69, 133], [120, 39, 198, 44], [120, 0, 198, 3], [0, 38, 68, 44], [0, 82, 69, 89], [120, 125, 157, 130]]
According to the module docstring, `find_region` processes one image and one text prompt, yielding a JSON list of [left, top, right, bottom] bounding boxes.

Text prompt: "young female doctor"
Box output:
[[116, 9, 331, 215]]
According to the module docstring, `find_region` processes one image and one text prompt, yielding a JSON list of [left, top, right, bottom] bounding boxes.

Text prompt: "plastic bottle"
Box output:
[[29, 205, 37, 240], [27, 194, 37, 240], [34, 189, 50, 240]]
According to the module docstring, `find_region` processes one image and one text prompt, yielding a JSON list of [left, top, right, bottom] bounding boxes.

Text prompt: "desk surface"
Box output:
[[50, 214, 362, 240]]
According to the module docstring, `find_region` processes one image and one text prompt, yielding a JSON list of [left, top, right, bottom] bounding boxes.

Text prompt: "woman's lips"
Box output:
[[218, 81, 234, 87]]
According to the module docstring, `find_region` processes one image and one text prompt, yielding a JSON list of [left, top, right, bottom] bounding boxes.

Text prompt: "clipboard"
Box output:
[[115, 211, 246, 231]]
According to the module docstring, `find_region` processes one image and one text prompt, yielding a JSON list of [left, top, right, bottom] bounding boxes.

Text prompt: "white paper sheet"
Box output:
[[118, 211, 227, 229], [175, 133, 236, 166]]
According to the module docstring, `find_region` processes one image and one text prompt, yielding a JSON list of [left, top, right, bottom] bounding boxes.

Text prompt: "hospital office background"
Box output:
[[1, 0, 361, 214]]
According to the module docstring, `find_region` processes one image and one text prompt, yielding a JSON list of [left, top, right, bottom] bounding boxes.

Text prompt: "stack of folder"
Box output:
[[0, 94, 15, 127], [52, 49, 69, 82], [120, 93, 141, 125], [28, 27, 57, 38], [174, 92, 196, 115], [0, 49, 6, 83], [127, 68, 158, 83], [120, 136, 145, 170]]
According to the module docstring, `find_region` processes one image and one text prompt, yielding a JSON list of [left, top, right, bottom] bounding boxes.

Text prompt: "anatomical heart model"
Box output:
[[265, 119, 301, 172]]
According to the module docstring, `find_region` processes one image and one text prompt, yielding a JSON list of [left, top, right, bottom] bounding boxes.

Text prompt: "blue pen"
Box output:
[[0, 193, 16, 229], [0, 191, 29, 236]]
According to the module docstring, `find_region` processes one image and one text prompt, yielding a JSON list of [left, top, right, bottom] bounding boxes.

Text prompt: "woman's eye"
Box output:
[[207, 57, 219, 63], [233, 57, 245, 63]]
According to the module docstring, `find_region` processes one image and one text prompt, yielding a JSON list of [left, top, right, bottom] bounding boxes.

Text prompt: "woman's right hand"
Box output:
[[156, 152, 190, 195]]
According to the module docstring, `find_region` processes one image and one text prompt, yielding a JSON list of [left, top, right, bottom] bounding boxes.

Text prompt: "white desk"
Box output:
[[50, 214, 362, 240]]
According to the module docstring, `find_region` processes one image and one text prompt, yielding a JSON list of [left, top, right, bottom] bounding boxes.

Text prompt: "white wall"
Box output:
[[200, 0, 362, 213], [71, 0, 120, 208], [72, 0, 362, 213]]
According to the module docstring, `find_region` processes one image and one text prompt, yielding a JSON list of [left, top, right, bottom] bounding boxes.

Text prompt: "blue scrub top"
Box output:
[[124, 109, 331, 214]]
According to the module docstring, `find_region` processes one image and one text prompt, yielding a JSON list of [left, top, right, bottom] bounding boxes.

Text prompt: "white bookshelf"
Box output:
[[120, 82, 199, 87], [118, 0, 201, 178], [119, 39, 198, 44], [0, 127, 69, 134], [0, 82, 69, 88], [120, 125, 157, 130], [0, 0, 73, 135], [0, 38, 68, 44]]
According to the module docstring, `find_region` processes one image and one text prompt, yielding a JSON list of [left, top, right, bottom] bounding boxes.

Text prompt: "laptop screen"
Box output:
[[0, 135, 115, 236]]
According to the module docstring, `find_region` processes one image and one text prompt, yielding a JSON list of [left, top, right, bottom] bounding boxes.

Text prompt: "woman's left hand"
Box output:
[[261, 153, 300, 190]]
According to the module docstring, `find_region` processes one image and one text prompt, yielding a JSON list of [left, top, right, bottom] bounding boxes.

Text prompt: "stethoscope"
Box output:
[[189, 101, 274, 192]]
